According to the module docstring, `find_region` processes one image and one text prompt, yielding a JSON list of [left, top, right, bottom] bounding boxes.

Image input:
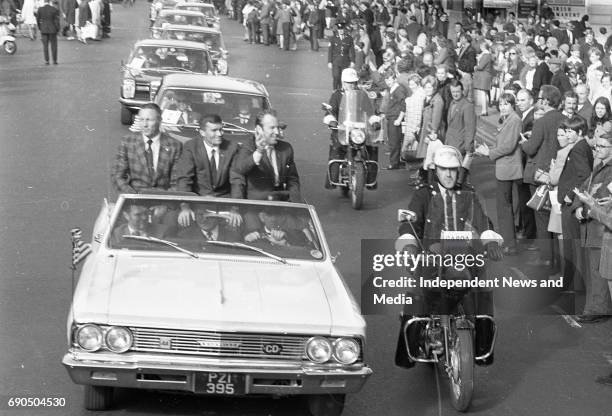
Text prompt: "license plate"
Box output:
[[195, 372, 244, 395]]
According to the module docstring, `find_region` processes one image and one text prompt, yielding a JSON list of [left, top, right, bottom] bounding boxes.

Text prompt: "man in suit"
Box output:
[[167, 92, 200, 125], [516, 89, 537, 243], [36, 0, 60, 65], [177, 207, 241, 242], [550, 58, 572, 96], [444, 80, 476, 156], [456, 33, 477, 102], [328, 22, 355, 90], [243, 207, 311, 247], [305, 2, 320, 51], [231, 110, 302, 202], [532, 50, 552, 100], [112, 202, 170, 243], [521, 85, 564, 268], [230, 98, 256, 127], [381, 70, 409, 169], [172, 114, 242, 226], [112, 103, 183, 194], [575, 83, 594, 129]]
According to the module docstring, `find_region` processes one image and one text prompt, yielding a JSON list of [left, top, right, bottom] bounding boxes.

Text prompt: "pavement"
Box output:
[[1, 4, 612, 416]]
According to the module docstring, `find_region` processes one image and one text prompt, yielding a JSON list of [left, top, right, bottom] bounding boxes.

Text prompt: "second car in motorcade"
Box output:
[[160, 24, 228, 74], [175, 2, 220, 29], [151, 10, 207, 38], [119, 39, 215, 125]]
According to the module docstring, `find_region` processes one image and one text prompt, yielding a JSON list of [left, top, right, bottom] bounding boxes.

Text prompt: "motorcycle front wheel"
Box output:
[[350, 163, 365, 210], [448, 328, 474, 412], [4, 40, 16, 55]]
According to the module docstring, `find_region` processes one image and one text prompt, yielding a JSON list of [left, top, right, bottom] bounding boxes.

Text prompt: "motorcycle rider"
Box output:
[[394, 145, 503, 368], [323, 67, 380, 189]]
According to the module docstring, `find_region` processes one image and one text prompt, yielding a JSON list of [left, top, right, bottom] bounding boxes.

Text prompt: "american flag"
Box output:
[[71, 228, 92, 269]]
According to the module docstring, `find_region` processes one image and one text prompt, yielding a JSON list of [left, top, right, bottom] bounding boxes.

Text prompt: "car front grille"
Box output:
[[130, 327, 309, 360], [134, 83, 151, 101]]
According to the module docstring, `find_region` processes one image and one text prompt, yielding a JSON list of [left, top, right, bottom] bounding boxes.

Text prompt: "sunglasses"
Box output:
[[509, 52, 516, 55]]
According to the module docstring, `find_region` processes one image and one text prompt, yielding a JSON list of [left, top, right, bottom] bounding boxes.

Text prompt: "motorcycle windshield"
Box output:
[[337, 90, 375, 131]]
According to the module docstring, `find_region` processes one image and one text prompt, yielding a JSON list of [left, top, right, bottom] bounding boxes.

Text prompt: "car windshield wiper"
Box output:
[[222, 121, 251, 133], [202, 241, 287, 264], [158, 66, 193, 72], [122, 235, 199, 258]]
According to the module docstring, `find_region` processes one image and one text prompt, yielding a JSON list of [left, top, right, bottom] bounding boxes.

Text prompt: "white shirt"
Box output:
[[266, 146, 280, 185], [202, 140, 220, 170], [142, 133, 161, 172], [525, 68, 536, 91], [201, 225, 219, 240]]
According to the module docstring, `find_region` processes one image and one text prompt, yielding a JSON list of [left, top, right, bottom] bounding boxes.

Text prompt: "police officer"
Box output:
[[328, 22, 355, 91], [394, 145, 503, 368]]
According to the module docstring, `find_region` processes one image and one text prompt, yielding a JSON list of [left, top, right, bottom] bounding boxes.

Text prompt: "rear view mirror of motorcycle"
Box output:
[[398, 209, 416, 223]]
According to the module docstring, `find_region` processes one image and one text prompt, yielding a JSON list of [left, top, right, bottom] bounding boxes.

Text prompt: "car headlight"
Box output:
[[333, 338, 360, 365], [76, 324, 103, 352], [105, 326, 133, 353], [306, 337, 332, 363], [216, 59, 228, 74], [350, 129, 366, 145], [122, 78, 135, 99]]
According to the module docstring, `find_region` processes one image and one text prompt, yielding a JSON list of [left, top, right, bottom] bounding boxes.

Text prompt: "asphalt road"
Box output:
[[1, 3, 611, 415]]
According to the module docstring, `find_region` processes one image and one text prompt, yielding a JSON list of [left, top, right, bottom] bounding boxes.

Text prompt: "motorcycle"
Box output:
[[0, 16, 17, 55], [322, 89, 380, 210], [397, 209, 497, 412]]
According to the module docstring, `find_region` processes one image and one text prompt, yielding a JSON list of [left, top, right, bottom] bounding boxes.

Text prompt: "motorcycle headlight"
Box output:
[[76, 324, 103, 352], [306, 337, 332, 363], [333, 338, 360, 365], [216, 59, 228, 75], [122, 78, 135, 99], [105, 326, 133, 353], [350, 129, 366, 145]]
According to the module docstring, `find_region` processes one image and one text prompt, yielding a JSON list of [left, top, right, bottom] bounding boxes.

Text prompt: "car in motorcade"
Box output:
[[130, 73, 271, 144], [118, 39, 216, 125], [151, 10, 207, 39], [62, 193, 372, 416], [149, 0, 214, 27], [175, 2, 220, 29], [160, 24, 228, 74]]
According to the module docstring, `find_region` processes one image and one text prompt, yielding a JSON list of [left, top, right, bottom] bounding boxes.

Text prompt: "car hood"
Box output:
[[74, 255, 335, 334]]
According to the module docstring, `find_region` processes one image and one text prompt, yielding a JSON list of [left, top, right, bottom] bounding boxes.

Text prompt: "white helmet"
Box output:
[[341, 68, 359, 83], [433, 145, 462, 169]]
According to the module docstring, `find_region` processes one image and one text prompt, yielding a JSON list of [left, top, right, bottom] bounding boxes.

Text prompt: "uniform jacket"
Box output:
[[488, 111, 523, 180], [36, 3, 60, 34], [171, 136, 240, 197], [444, 98, 476, 155], [230, 138, 301, 202], [328, 34, 355, 67], [111, 133, 182, 194], [521, 110, 563, 185], [555, 139, 593, 204]]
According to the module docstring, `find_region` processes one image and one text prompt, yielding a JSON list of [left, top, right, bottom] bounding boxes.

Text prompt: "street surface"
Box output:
[[1, 3, 611, 415]]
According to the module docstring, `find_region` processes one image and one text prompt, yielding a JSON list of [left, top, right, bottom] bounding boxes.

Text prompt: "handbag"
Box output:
[[547, 188, 562, 233], [527, 184, 552, 212]]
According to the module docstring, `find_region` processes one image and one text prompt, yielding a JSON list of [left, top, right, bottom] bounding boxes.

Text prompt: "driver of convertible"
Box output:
[[112, 202, 171, 242], [177, 207, 241, 242], [323, 67, 380, 189], [394, 145, 503, 368]]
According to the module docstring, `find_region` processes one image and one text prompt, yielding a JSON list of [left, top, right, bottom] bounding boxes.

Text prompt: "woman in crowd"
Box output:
[[76, 0, 91, 44], [505, 46, 524, 85], [475, 93, 523, 255], [416, 75, 444, 182], [592, 72, 612, 104], [590, 97, 612, 137], [587, 48, 605, 102], [400, 73, 424, 164], [473, 40, 493, 116], [20, 0, 39, 40]]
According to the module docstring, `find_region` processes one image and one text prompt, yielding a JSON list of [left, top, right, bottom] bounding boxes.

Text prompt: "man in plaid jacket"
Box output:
[[111, 103, 182, 194]]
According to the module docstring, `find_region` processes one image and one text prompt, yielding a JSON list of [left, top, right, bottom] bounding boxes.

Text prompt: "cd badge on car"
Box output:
[[262, 343, 283, 355]]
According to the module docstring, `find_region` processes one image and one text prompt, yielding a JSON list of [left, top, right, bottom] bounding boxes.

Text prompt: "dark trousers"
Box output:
[[386, 118, 402, 167], [529, 184, 554, 261], [518, 181, 536, 239], [496, 179, 519, 249], [309, 26, 319, 50], [271, 19, 277, 43], [561, 204, 584, 291], [331, 63, 347, 90], [282, 22, 290, 50], [261, 23, 270, 44], [248, 21, 258, 43], [41, 33, 58, 63], [317, 10, 325, 38]]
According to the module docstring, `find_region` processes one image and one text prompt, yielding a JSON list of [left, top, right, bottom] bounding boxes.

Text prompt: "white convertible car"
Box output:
[[63, 194, 372, 416]]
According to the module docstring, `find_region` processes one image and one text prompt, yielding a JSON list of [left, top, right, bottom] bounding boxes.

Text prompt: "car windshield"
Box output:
[[108, 197, 324, 261], [158, 13, 205, 26], [128, 46, 210, 73], [163, 30, 222, 51], [178, 5, 215, 17], [158, 88, 268, 128]]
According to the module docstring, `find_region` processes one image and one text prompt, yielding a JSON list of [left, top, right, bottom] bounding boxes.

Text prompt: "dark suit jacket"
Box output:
[[328, 34, 355, 67], [172, 137, 239, 197], [36, 4, 60, 34], [551, 71, 572, 96], [532, 62, 552, 99], [577, 100, 594, 129], [456, 45, 477, 74], [445, 98, 476, 155], [521, 110, 564, 185], [177, 222, 241, 242], [405, 21, 421, 44], [381, 84, 408, 119], [557, 139, 593, 204], [112, 133, 182, 194], [520, 107, 535, 134], [230, 139, 301, 202]]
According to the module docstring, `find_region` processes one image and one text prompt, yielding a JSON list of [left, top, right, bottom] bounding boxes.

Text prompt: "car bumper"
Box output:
[[118, 98, 149, 110], [62, 349, 372, 395]]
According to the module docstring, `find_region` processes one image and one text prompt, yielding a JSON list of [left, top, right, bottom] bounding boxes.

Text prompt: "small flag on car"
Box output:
[[71, 227, 92, 269]]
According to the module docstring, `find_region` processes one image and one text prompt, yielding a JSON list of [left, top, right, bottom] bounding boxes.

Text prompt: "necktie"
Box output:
[[210, 148, 217, 185], [444, 190, 456, 231], [145, 139, 154, 178], [267, 147, 279, 186], [204, 230, 214, 241]]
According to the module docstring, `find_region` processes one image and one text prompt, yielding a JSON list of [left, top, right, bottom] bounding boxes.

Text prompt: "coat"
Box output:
[[444, 98, 476, 155], [36, 3, 60, 34], [555, 138, 593, 204], [456, 45, 477, 74], [111, 133, 182, 194], [171, 137, 240, 197], [532, 62, 552, 99], [488, 111, 523, 180], [328, 34, 355, 68], [472, 51, 493, 91], [520, 110, 564, 185], [577, 100, 594, 130], [417, 93, 444, 159]]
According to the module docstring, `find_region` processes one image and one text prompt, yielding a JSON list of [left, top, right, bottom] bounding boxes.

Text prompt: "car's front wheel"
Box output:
[[120, 105, 134, 125], [307, 394, 345, 416], [84, 385, 114, 410]]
